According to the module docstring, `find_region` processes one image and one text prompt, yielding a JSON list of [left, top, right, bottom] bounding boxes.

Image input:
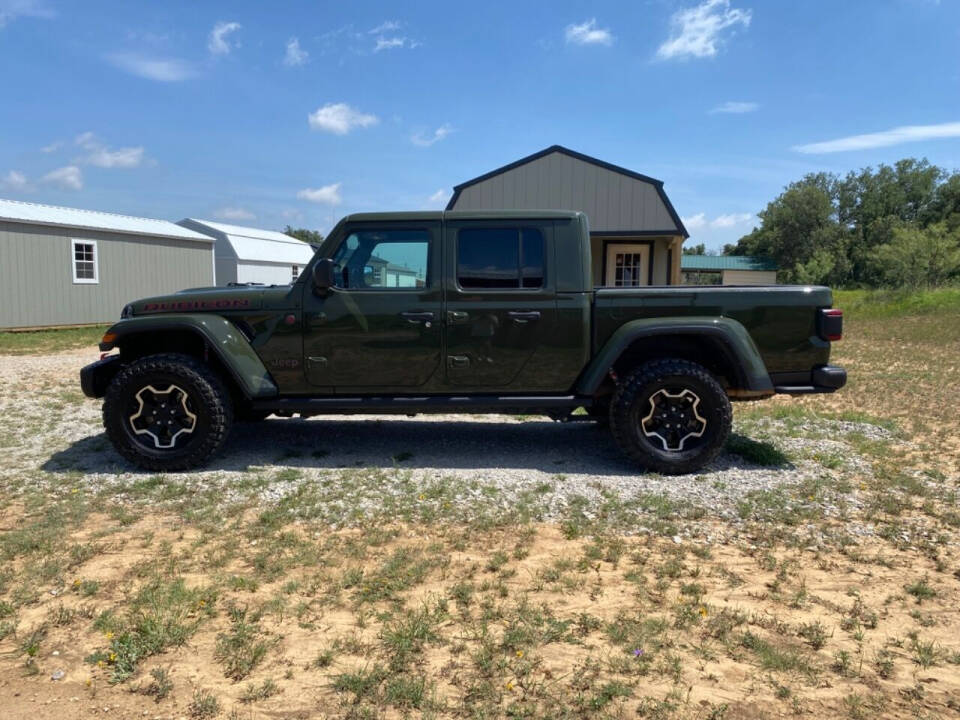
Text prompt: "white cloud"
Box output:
[[297, 183, 342, 205], [42, 165, 82, 190], [106, 52, 195, 82], [0, 0, 54, 29], [427, 189, 450, 207], [657, 0, 751, 60], [74, 132, 145, 168], [682, 211, 753, 230], [565, 19, 613, 46], [792, 121, 960, 154], [411, 124, 453, 147], [1, 170, 28, 190], [208, 20, 241, 55], [681, 212, 707, 230], [214, 207, 256, 221], [85, 146, 145, 168], [283, 37, 308, 66], [369, 20, 401, 34], [308, 103, 379, 134], [709, 101, 758, 114], [374, 36, 416, 52], [711, 212, 753, 228], [40, 140, 62, 153]]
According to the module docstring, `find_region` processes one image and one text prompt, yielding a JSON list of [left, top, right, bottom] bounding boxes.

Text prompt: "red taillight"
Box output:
[[821, 308, 843, 341]]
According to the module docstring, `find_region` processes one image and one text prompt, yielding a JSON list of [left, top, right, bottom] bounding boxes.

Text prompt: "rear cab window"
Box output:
[[456, 227, 545, 290]]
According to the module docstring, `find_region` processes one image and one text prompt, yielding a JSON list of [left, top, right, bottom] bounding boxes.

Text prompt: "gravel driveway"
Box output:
[[1, 349, 898, 529]]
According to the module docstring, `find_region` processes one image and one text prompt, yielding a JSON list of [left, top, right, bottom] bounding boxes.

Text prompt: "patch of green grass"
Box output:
[[725, 434, 790, 467], [215, 606, 272, 680], [140, 667, 174, 701], [905, 577, 937, 604], [240, 677, 281, 703], [0, 324, 108, 355], [188, 688, 220, 719], [834, 286, 960, 321], [740, 631, 816, 678], [89, 577, 217, 683]]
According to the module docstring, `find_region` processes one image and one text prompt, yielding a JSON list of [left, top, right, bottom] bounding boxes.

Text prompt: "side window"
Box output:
[[330, 229, 429, 289], [457, 227, 545, 289], [291, 264, 300, 282], [72, 239, 98, 284]]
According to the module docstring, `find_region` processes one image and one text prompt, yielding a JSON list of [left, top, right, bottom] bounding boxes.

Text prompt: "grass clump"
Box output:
[[725, 434, 790, 467], [215, 606, 272, 680], [87, 577, 216, 683]]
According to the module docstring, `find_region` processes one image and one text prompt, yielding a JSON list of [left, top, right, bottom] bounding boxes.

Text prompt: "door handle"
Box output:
[[447, 310, 469, 324], [507, 311, 541, 323], [400, 311, 435, 325]]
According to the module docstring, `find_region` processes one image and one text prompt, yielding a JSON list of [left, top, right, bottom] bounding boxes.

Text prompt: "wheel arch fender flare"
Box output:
[[575, 316, 774, 396], [99, 314, 278, 399]]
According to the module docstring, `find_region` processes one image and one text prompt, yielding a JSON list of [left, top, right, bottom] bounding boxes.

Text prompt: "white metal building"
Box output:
[[0, 198, 214, 329], [178, 219, 316, 286]]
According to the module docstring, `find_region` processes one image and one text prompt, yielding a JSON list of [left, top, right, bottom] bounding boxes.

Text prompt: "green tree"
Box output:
[[730, 173, 848, 284], [284, 226, 325, 245], [682, 243, 706, 255], [868, 222, 960, 288]]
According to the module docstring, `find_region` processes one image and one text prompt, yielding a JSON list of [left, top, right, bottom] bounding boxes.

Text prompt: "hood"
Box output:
[[126, 285, 267, 316]]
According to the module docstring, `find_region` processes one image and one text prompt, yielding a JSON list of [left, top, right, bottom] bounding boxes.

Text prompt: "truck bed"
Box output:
[[592, 285, 833, 379]]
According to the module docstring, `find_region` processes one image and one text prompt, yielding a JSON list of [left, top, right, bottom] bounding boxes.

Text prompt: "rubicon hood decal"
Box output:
[[142, 298, 253, 312]]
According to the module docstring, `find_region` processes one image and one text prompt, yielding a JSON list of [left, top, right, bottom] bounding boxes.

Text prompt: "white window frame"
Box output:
[[71, 239, 99, 284]]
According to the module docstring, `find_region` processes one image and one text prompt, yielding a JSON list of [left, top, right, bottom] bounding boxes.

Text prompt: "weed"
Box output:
[[215, 606, 272, 680], [189, 688, 220, 718]]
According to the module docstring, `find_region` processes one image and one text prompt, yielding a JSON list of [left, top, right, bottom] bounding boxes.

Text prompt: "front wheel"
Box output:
[[609, 359, 731, 475], [102, 353, 233, 471]]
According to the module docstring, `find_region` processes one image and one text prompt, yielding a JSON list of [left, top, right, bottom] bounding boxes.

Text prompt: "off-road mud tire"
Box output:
[[609, 358, 731, 475], [103, 353, 233, 471]]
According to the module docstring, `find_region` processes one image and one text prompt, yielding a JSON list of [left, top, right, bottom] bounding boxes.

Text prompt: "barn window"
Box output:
[[71, 240, 99, 284], [291, 264, 300, 282]]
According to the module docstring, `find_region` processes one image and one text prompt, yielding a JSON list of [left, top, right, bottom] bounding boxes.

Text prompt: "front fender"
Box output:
[[576, 316, 774, 396], [99, 314, 278, 399]]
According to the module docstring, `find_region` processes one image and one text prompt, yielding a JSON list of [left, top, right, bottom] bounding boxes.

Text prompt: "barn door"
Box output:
[[604, 243, 651, 286]]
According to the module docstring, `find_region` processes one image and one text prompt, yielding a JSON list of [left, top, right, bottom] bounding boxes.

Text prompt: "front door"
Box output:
[[604, 243, 651, 287], [443, 220, 557, 387], [302, 221, 442, 390]]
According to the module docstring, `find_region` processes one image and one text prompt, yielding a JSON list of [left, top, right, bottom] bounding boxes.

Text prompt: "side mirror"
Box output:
[[312, 258, 336, 295]]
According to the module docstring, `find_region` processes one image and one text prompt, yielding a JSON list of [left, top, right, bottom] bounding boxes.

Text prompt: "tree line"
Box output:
[[723, 158, 960, 288]]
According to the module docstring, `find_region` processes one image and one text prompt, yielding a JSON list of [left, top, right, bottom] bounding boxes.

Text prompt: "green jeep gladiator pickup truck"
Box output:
[[81, 210, 846, 475]]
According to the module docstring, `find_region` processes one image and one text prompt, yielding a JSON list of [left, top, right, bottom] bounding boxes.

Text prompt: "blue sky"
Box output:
[[1, 0, 958, 250]]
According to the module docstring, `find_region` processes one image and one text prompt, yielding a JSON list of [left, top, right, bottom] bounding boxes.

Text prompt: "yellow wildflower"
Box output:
[[108, 652, 116, 662], [104, 631, 114, 640], [698, 606, 708, 617], [516, 650, 523, 658], [505, 681, 514, 691]]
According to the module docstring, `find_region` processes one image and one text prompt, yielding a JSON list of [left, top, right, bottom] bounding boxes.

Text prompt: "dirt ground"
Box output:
[[0, 308, 958, 719]]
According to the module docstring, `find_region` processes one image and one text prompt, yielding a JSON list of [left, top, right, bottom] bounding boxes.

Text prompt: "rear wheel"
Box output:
[[609, 358, 731, 475], [103, 353, 233, 471]]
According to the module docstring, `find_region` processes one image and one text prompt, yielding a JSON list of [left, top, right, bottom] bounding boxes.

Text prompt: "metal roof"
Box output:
[[341, 209, 582, 223], [680, 255, 777, 271], [0, 197, 212, 242], [179, 218, 315, 265], [445, 145, 689, 238]]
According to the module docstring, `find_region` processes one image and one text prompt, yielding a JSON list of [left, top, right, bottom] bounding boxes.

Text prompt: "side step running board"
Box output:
[[251, 395, 591, 415]]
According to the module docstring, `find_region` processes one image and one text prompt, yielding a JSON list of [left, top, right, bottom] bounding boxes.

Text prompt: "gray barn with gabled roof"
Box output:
[[446, 145, 688, 286]]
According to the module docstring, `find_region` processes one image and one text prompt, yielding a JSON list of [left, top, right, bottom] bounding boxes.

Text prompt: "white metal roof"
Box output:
[[0, 197, 213, 242], [180, 218, 315, 265]]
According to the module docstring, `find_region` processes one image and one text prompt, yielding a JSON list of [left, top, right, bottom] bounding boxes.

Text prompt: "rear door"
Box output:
[[443, 219, 557, 388]]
